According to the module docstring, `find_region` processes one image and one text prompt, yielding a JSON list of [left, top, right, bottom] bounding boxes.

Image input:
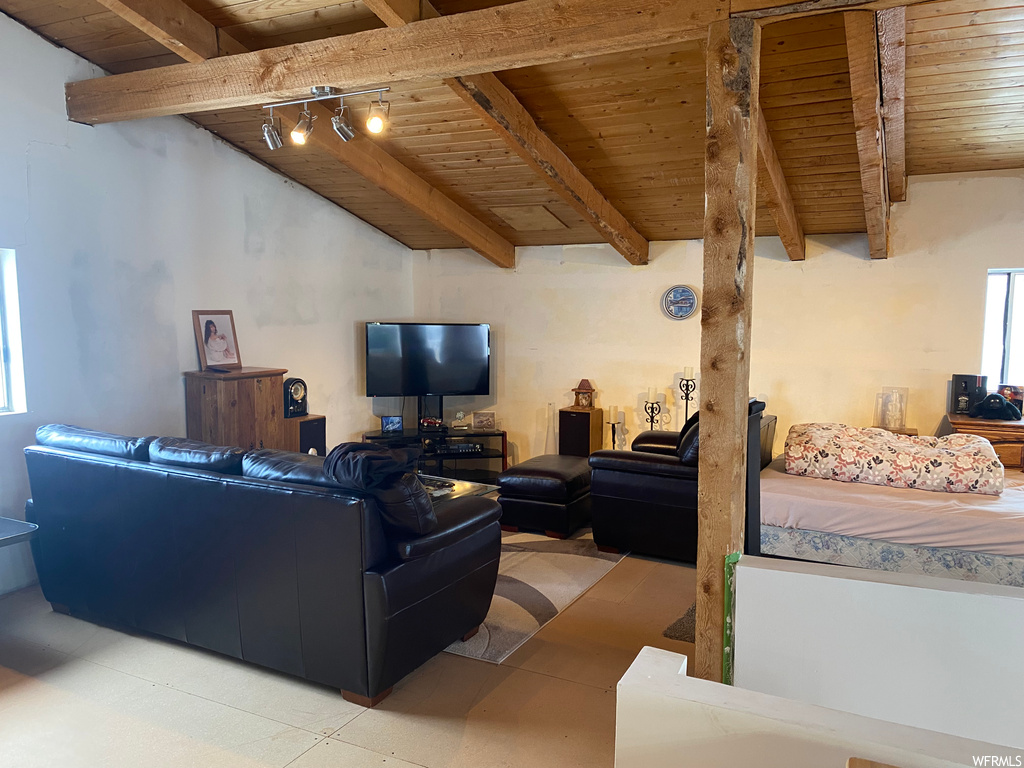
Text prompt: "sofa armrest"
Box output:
[[391, 496, 501, 561], [589, 450, 699, 480], [630, 430, 680, 456]]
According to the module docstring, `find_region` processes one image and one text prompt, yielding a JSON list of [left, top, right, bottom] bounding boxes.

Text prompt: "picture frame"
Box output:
[[192, 310, 241, 371], [381, 415, 403, 433], [472, 411, 495, 430]]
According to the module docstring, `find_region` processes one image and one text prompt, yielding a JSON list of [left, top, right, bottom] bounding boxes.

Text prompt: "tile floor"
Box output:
[[0, 556, 695, 768]]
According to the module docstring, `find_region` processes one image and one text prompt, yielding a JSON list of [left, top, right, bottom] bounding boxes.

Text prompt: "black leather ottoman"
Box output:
[[496, 454, 591, 539]]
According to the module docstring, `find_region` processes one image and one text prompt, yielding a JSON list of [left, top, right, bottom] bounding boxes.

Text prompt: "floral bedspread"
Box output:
[[785, 423, 1004, 495]]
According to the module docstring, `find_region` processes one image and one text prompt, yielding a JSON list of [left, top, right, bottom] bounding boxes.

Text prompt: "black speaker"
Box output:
[[299, 416, 326, 456], [284, 377, 308, 418], [950, 374, 987, 415]]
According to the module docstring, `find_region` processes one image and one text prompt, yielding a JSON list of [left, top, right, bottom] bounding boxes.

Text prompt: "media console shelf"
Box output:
[[362, 429, 508, 483]]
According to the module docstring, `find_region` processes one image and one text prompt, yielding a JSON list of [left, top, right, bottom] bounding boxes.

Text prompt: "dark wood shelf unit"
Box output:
[[362, 429, 508, 483]]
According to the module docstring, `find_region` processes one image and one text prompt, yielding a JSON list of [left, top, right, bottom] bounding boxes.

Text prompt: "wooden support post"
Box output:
[[696, 16, 761, 684]]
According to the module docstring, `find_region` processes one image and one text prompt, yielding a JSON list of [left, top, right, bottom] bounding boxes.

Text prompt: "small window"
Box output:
[[0, 249, 26, 414]]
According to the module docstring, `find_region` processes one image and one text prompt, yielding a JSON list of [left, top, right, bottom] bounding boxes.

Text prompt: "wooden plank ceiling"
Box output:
[[3, 0, 1024, 254]]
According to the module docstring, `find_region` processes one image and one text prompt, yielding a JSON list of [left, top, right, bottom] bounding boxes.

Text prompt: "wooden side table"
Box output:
[[946, 412, 1024, 468]]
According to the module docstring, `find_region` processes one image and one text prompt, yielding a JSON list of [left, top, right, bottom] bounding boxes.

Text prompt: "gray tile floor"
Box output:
[[0, 557, 694, 768]]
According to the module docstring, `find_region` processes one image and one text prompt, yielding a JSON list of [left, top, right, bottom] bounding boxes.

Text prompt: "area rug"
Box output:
[[662, 602, 697, 643], [445, 528, 624, 664]]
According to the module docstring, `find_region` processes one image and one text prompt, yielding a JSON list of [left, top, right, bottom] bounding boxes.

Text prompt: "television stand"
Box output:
[[361, 427, 508, 484]]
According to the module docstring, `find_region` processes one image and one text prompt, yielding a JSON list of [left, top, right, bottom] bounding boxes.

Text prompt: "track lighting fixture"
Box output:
[[332, 104, 356, 142], [290, 105, 315, 145], [262, 86, 391, 147], [366, 96, 390, 134], [262, 109, 283, 151]]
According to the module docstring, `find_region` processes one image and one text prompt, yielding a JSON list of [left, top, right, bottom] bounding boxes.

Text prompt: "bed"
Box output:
[[758, 457, 1024, 587]]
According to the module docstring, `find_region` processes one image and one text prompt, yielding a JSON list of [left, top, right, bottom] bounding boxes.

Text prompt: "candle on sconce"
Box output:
[[683, 366, 694, 379], [648, 387, 656, 402], [607, 405, 617, 422]]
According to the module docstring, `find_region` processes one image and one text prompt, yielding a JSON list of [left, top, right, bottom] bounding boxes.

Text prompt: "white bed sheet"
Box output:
[[760, 457, 1024, 557]]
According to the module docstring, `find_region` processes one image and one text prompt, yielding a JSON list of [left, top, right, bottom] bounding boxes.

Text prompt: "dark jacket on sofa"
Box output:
[[24, 425, 501, 704]]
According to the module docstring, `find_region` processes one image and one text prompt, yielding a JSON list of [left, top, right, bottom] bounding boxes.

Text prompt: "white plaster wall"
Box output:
[[0, 14, 414, 593], [734, 557, 1024, 749], [618, 646, 1022, 767], [413, 171, 1024, 461]]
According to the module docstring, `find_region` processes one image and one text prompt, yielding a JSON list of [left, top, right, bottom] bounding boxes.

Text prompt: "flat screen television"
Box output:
[[365, 322, 490, 397]]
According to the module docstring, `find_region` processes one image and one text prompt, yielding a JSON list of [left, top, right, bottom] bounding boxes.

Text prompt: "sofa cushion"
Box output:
[[35, 424, 154, 461], [497, 454, 591, 502], [243, 449, 345, 488], [149, 437, 245, 475], [630, 430, 679, 456], [589, 450, 699, 480], [677, 423, 699, 466], [674, 412, 700, 450], [373, 472, 438, 537], [391, 496, 501, 561]]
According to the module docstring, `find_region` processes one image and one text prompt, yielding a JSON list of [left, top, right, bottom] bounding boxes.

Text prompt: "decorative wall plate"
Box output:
[[662, 285, 699, 320]]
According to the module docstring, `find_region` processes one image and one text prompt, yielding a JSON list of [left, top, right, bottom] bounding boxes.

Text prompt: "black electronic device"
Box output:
[[950, 374, 987, 415], [365, 323, 490, 397], [284, 377, 308, 418]]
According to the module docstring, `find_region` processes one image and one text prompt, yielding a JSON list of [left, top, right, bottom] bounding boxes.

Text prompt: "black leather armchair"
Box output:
[[588, 400, 774, 563]]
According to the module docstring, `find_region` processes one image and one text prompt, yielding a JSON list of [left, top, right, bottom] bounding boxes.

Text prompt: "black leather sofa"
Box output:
[[587, 401, 774, 563], [24, 425, 502, 707]]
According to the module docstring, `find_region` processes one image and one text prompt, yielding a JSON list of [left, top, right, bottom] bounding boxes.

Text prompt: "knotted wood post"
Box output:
[[696, 16, 761, 684]]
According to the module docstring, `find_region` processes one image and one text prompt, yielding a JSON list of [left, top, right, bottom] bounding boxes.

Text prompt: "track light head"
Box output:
[[366, 98, 390, 134], [291, 107, 315, 145], [262, 117, 283, 150], [332, 105, 356, 141]]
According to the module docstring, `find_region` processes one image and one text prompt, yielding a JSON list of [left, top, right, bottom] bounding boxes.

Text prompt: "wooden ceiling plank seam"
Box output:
[[95, 0, 516, 267], [757, 105, 806, 260], [64, 0, 728, 124], [878, 6, 907, 202], [844, 10, 890, 259]]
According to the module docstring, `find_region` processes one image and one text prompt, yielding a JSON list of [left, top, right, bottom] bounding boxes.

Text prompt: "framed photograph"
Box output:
[[192, 310, 241, 371], [381, 415, 403, 433], [999, 384, 1024, 411], [472, 411, 495, 430]]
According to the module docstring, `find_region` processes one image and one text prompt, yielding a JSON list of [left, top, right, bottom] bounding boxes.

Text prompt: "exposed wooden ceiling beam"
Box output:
[[362, 0, 421, 26], [844, 11, 890, 259], [97, 0, 515, 267], [449, 74, 649, 265], [93, 0, 218, 63], [361, 0, 648, 264], [277, 103, 515, 268], [878, 6, 907, 203], [756, 106, 805, 261], [733, 0, 941, 20], [65, 0, 726, 125]]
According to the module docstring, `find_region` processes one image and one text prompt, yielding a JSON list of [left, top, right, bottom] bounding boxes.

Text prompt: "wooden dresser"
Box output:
[[946, 412, 1024, 469], [184, 367, 291, 451]]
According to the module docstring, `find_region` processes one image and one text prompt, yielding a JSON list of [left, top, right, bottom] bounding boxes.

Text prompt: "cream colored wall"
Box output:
[[0, 13, 413, 593], [413, 170, 1024, 461]]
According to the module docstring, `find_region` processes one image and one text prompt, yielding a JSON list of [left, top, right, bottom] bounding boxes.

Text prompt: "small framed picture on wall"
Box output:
[[192, 310, 241, 371]]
